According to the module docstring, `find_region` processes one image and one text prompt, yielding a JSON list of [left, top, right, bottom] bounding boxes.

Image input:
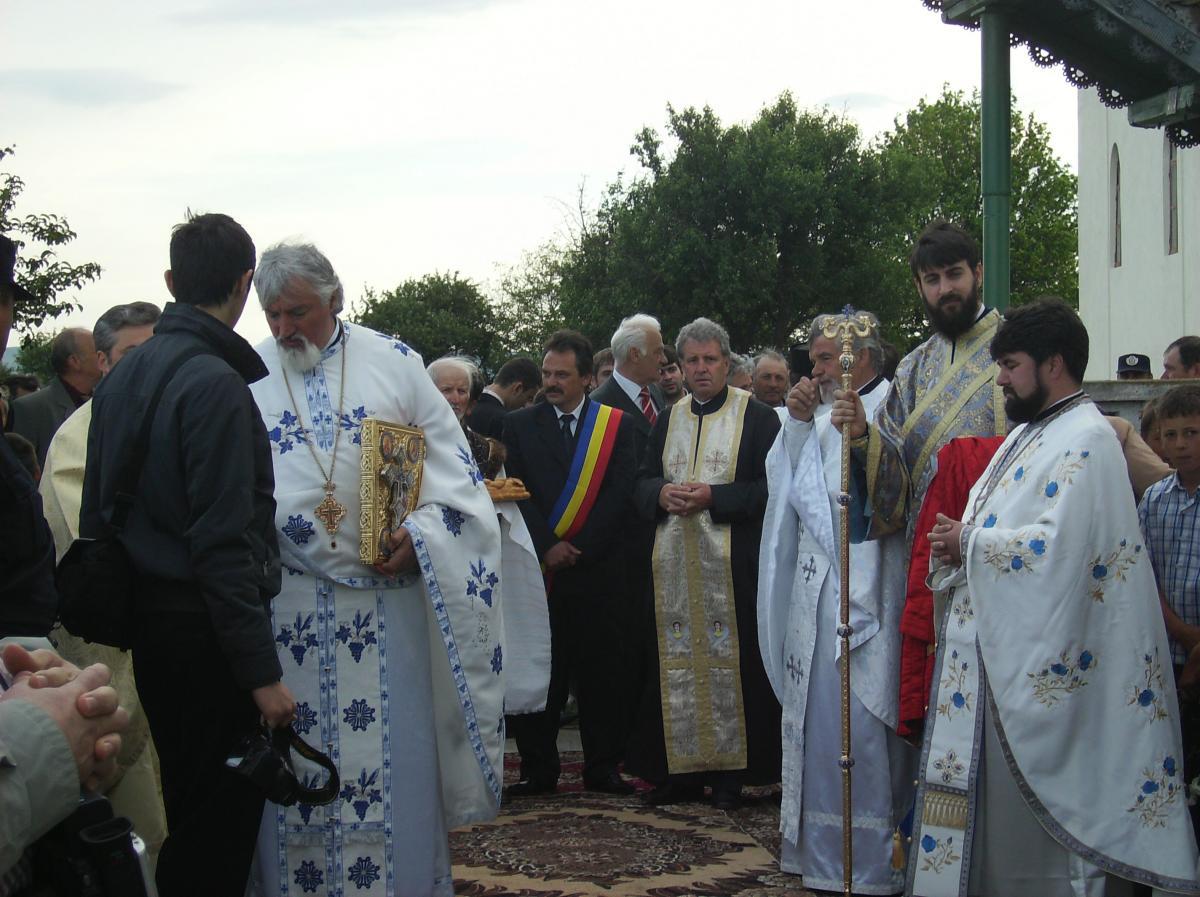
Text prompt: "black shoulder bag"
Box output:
[[56, 347, 209, 649]]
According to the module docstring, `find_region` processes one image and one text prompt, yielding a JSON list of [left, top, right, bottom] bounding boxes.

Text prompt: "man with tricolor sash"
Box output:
[[502, 329, 639, 796], [627, 317, 782, 810]]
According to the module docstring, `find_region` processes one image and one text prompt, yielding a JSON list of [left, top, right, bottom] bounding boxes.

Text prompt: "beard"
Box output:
[[925, 279, 982, 338], [818, 379, 838, 405], [1004, 379, 1048, 424], [278, 335, 322, 373]]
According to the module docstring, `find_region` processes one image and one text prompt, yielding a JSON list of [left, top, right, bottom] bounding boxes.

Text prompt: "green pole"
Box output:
[[980, 7, 1011, 311]]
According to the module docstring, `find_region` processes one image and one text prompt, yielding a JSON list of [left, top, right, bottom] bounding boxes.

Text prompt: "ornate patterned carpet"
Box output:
[[449, 753, 814, 897]]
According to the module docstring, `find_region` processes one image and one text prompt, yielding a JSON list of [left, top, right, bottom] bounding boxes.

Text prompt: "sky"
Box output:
[[2, 0, 1081, 350]]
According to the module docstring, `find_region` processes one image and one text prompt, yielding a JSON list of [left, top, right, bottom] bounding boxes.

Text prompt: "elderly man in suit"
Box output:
[[9, 327, 101, 466], [502, 329, 638, 796]]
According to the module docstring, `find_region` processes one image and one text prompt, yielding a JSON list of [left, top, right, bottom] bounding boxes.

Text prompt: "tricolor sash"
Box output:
[[547, 400, 624, 541]]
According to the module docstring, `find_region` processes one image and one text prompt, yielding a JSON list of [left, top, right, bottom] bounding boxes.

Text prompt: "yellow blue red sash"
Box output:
[[548, 400, 623, 542]]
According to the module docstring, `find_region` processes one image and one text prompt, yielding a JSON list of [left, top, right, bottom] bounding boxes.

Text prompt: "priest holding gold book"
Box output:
[[246, 242, 505, 897]]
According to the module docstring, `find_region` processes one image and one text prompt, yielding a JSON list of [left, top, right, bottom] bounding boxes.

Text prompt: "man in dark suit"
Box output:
[[467, 355, 541, 439], [590, 314, 668, 746], [8, 327, 101, 467], [502, 329, 638, 796]]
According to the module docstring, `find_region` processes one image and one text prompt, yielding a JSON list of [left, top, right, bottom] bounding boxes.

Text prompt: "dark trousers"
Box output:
[[508, 570, 627, 783], [133, 610, 265, 897]]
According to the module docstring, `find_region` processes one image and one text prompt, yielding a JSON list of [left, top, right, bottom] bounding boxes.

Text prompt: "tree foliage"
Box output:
[[492, 243, 567, 361], [12, 330, 55, 384], [349, 271, 506, 370], [1, 146, 102, 337], [536, 88, 1077, 355]]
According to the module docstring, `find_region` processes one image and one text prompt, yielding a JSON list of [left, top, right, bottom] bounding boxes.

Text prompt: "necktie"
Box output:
[[560, 412, 575, 454], [639, 386, 658, 425]]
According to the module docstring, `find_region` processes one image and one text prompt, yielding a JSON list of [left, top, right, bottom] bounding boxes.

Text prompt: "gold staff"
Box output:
[[821, 306, 875, 897]]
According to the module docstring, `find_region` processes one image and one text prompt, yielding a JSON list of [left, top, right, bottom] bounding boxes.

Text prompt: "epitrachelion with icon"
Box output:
[[358, 418, 426, 565]]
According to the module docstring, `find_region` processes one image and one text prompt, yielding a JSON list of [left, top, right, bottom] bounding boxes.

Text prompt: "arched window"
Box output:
[[1111, 144, 1122, 268], [1166, 136, 1179, 255]]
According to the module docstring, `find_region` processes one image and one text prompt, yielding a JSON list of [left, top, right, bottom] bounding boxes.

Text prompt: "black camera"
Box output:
[[31, 792, 155, 897], [226, 725, 338, 807]]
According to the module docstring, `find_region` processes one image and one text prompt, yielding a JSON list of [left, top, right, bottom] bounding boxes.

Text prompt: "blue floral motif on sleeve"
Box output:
[[292, 701, 318, 735], [491, 644, 503, 675], [982, 513, 997, 528], [457, 445, 484, 487], [1128, 754, 1180, 827], [983, 531, 1047, 575], [347, 856, 382, 890], [339, 405, 372, 445], [294, 860, 324, 893], [335, 610, 378, 663], [1129, 646, 1170, 722], [1087, 539, 1142, 603], [1028, 649, 1095, 706], [442, 507, 465, 537], [276, 613, 319, 666], [340, 768, 384, 821], [466, 559, 498, 607], [375, 331, 411, 355], [282, 514, 315, 546], [937, 649, 973, 719], [343, 698, 377, 732]]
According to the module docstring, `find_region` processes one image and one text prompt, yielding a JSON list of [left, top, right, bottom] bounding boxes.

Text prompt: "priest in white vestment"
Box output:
[[246, 243, 505, 897], [912, 299, 1199, 897], [759, 312, 911, 893]]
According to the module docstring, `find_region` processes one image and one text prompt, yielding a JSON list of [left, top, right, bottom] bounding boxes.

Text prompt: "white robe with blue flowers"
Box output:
[[247, 322, 505, 897], [911, 399, 1199, 897]]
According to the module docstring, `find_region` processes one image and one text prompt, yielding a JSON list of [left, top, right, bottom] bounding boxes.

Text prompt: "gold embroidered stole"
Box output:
[[652, 390, 749, 774]]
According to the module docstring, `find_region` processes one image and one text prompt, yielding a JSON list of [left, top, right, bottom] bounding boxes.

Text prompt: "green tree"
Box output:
[[874, 87, 1078, 344], [1, 146, 102, 336], [555, 95, 893, 353], [12, 329, 55, 384], [350, 272, 505, 370], [492, 243, 567, 361]]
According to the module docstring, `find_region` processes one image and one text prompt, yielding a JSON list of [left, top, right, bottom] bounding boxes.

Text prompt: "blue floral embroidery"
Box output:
[[295, 771, 325, 824], [983, 531, 1047, 575], [343, 698, 377, 732], [282, 514, 315, 546], [1036, 449, 1089, 503], [336, 610, 378, 663], [375, 331, 411, 355], [1013, 466, 1024, 481], [919, 834, 960, 874], [268, 409, 312, 456], [339, 405, 371, 445], [347, 856, 382, 889], [276, 613, 319, 666], [1044, 481, 1058, 497], [340, 768, 384, 821], [294, 860, 324, 893], [457, 445, 484, 487], [1128, 755, 1181, 827], [293, 701, 318, 735], [937, 650, 973, 719], [1087, 539, 1142, 603], [951, 592, 974, 628], [982, 513, 997, 528], [466, 558, 498, 608], [1028, 649, 1095, 706], [1129, 647, 1170, 722], [491, 644, 503, 675], [442, 507, 465, 537]]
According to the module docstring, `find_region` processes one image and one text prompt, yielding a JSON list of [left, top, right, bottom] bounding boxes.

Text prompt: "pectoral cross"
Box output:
[[315, 482, 347, 548], [786, 654, 803, 684], [802, 556, 818, 583]]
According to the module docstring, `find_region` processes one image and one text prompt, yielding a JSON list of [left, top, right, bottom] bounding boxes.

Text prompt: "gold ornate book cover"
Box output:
[[359, 418, 426, 565]]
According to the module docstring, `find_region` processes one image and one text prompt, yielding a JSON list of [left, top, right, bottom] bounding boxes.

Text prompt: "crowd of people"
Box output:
[[1, 216, 1199, 897]]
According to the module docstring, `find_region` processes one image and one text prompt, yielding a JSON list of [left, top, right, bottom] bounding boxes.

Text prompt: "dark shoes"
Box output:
[[642, 781, 705, 806], [505, 778, 557, 798], [584, 772, 636, 795]]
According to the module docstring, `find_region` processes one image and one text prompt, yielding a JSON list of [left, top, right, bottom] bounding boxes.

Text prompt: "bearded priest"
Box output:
[[910, 298, 1199, 897], [758, 310, 912, 894], [246, 243, 505, 897]]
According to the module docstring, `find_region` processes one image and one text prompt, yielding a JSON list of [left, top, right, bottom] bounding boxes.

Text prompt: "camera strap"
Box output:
[[273, 727, 341, 806]]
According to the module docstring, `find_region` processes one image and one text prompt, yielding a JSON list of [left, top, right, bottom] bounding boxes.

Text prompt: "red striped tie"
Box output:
[[639, 386, 658, 425]]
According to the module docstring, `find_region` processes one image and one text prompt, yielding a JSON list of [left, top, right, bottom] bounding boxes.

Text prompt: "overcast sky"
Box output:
[[3, 0, 1080, 348]]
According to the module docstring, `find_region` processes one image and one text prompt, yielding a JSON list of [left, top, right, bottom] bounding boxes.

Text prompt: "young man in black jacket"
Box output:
[[80, 213, 294, 896]]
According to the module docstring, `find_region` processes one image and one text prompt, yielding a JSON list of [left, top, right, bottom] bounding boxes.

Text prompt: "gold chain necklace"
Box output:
[[281, 327, 349, 548]]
